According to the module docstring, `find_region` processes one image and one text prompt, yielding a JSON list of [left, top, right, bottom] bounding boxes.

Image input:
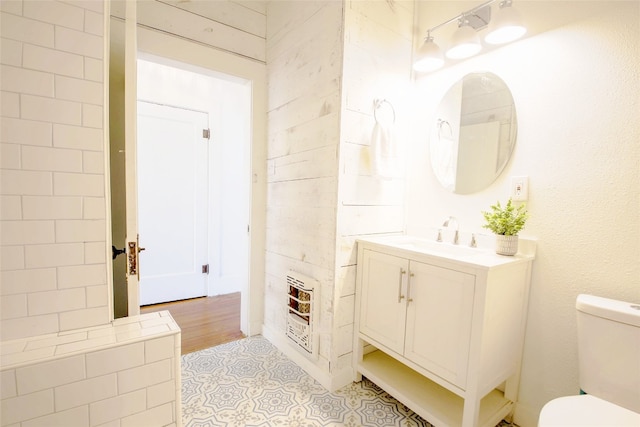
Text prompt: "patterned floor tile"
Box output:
[[181, 335, 514, 427]]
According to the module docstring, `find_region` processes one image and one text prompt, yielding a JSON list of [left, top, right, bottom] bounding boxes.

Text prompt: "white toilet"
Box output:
[[538, 294, 640, 426]]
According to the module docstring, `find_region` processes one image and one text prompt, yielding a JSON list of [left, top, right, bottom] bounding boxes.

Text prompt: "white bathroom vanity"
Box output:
[[353, 235, 535, 427]]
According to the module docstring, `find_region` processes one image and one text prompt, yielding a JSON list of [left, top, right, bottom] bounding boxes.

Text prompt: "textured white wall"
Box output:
[[408, 2, 640, 426]]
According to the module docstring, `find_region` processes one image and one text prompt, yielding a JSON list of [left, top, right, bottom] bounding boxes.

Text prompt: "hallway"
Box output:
[[141, 292, 244, 354]]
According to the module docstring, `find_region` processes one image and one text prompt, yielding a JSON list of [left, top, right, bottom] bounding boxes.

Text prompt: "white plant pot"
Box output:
[[495, 235, 518, 256]]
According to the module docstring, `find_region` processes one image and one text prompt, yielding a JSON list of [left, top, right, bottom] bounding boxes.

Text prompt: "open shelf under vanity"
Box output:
[[358, 350, 513, 427]]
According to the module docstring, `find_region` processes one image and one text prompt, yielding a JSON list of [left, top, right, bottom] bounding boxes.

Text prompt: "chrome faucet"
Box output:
[[442, 216, 459, 244]]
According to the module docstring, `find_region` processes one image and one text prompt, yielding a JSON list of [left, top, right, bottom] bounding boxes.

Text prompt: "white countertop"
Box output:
[[357, 234, 536, 270]]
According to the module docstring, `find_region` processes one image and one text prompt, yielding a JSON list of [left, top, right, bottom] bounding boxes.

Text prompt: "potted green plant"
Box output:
[[481, 198, 529, 255]]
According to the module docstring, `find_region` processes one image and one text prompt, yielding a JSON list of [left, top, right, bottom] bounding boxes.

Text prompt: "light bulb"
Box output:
[[413, 36, 444, 73], [446, 23, 482, 59], [485, 0, 527, 44]]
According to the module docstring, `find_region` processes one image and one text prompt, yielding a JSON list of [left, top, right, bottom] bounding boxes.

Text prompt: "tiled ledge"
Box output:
[[0, 311, 180, 370]]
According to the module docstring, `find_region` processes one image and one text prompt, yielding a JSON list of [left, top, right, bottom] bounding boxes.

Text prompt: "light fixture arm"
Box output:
[[423, 0, 497, 36]]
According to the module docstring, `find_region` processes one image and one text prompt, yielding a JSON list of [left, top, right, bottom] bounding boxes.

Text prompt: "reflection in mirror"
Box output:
[[430, 72, 517, 194]]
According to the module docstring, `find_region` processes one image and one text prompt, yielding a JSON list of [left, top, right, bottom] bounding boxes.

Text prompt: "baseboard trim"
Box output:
[[330, 364, 355, 392], [262, 324, 355, 392], [513, 401, 540, 427]]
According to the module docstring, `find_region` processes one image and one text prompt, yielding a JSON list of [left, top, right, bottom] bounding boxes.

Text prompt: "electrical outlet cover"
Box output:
[[510, 176, 529, 201]]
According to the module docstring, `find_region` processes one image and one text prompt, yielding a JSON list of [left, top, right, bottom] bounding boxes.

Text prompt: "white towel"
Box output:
[[371, 121, 397, 180], [431, 135, 455, 190]]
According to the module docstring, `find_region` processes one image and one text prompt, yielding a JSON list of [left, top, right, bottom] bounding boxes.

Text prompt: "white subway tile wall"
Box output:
[[1, 91, 20, 117], [0, 312, 181, 427], [1, 0, 109, 341], [1, 117, 53, 146], [0, 3, 184, 425]]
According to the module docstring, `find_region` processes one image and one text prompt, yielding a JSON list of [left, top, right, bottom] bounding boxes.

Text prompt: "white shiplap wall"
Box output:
[[111, 0, 266, 63], [265, 0, 344, 378], [264, 0, 414, 389], [333, 0, 414, 384]]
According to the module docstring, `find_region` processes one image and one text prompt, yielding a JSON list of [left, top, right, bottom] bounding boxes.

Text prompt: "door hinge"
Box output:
[[202, 128, 210, 140], [202, 264, 209, 274]]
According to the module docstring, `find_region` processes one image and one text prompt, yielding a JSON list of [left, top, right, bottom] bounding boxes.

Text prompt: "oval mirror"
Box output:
[[430, 72, 517, 194]]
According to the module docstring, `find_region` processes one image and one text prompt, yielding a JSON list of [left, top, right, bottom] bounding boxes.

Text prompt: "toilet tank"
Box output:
[[576, 294, 640, 413]]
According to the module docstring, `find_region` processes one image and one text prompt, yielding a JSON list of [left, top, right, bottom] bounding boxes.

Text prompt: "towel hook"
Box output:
[[373, 98, 396, 124]]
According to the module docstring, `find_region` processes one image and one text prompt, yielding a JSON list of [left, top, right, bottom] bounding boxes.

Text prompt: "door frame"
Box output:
[[105, 19, 266, 335], [136, 27, 266, 337]]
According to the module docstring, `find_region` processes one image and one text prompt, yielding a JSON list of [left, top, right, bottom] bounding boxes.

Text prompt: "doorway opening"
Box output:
[[136, 58, 251, 309], [109, 54, 251, 330], [108, 18, 266, 338]]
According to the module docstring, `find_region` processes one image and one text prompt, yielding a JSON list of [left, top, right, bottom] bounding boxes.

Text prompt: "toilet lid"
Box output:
[[539, 395, 640, 426]]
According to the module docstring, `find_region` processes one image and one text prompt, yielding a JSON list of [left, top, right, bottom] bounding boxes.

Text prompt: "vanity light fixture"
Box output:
[[414, 0, 526, 73]]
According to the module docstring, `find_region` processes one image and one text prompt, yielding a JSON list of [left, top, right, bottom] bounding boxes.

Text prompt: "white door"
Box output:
[[137, 101, 209, 305]]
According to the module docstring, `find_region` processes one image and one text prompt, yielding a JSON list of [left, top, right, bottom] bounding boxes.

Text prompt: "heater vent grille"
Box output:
[[286, 271, 318, 357]]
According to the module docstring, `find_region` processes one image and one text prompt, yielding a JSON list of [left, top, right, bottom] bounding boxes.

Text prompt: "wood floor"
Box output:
[[140, 292, 245, 355]]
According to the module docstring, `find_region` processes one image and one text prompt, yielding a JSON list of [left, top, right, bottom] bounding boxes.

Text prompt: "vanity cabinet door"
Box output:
[[359, 249, 409, 355], [404, 260, 475, 389]]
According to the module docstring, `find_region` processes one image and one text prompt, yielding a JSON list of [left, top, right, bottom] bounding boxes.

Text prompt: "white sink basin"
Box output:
[[376, 235, 480, 258]]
